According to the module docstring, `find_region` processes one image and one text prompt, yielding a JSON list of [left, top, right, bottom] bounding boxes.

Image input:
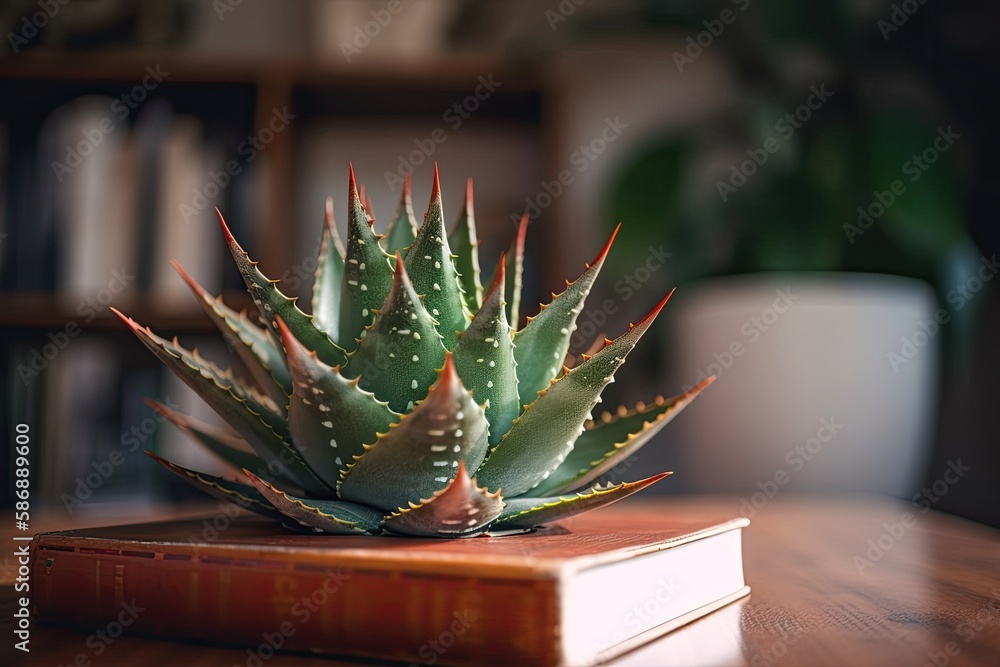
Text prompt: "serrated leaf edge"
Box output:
[[495, 472, 670, 525], [218, 209, 348, 367], [146, 451, 278, 514], [243, 469, 373, 534]]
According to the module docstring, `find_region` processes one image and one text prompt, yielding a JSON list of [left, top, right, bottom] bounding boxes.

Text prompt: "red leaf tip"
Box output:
[[517, 212, 529, 238], [171, 260, 204, 295], [273, 315, 297, 353], [393, 249, 408, 278], [439, 351, 457, 384], [430, 162, 441, 201], [216, 209, 235, 244], [635, 289, 676, 329], [589, 223, 620, 268], [110, 307, 139, 331], [348, 163, 359, 200], [241, 468, 263, 485], [490, 251, 506, 288], [692, 376, 717, 393]]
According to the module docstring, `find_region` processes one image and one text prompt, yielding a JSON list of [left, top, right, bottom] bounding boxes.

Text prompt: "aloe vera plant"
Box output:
[[116, 165, 713, 537]]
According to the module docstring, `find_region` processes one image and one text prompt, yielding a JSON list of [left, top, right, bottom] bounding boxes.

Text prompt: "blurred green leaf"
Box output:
[[865, 111, 966, 259]]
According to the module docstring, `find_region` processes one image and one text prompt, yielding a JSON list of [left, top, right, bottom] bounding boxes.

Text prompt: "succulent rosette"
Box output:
[[115, 165, 712, 537]]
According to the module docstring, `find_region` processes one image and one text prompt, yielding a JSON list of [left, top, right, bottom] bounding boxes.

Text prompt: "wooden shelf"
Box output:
[[0, 50, 540, 91], [0, 291, 256, 332]]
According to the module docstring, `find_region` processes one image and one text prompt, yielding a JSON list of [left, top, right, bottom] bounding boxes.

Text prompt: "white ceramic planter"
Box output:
[[664, 273, 939, 498]]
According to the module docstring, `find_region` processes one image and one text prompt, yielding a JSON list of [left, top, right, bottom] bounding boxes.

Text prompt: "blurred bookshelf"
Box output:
[[0, 290, 252, 330]]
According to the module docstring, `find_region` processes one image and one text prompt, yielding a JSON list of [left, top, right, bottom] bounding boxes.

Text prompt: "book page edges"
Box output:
[[592, 586, 752, 666]]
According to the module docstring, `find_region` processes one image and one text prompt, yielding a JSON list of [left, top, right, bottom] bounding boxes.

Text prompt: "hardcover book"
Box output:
[[30, 506, 749, 667]]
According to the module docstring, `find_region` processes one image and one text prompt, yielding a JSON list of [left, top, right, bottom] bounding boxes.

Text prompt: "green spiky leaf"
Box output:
[[220, 211, 348, 369], [489, 473, 669, 530], [339, 354, 489, 512], [475, 293, 672, 497], [381, 461, 503, 537], [312, 196, 346, 342], [244, 470, 384, 535], [384, 174, 418, 255], [146, 452, 285, 521], [448, 178, 482, 313], [487, 213, 527, 330], [115, 309, 282, 427], [403, 165, 470, 348], [173, 260, 291, 408], [343, 253, 447, 413], [452, 258, 518, 445], [530, 379, 714, 496], [513, 224, 618, 407], [114, 310, 329, 495], [144, 398, 271, 478], [337, 166, 395, 349], [277, 317, 400, 487]]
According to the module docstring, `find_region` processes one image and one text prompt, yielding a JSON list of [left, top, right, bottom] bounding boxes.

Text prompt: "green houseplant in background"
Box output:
[[114, 167, 713, 537], [605, 113, 972, 308], [594, 1, 979, 496]]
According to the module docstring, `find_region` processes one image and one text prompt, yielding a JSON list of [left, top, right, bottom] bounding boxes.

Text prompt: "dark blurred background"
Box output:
[[1, 0, 996, 526]]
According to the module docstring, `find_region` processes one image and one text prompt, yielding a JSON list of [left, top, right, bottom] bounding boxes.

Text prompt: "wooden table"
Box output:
[[3, 496, 999, 666]]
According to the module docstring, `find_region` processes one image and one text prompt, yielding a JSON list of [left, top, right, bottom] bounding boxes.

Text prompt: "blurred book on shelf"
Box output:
[[55, 96, 140, 305], [150, 114, 223, 310]]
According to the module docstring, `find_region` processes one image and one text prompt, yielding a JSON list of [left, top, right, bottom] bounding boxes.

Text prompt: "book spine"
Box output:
[[31, 543, 560, 666]]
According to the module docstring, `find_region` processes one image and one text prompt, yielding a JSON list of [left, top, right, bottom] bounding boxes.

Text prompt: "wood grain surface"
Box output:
[[3, 495, 999, 666]]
